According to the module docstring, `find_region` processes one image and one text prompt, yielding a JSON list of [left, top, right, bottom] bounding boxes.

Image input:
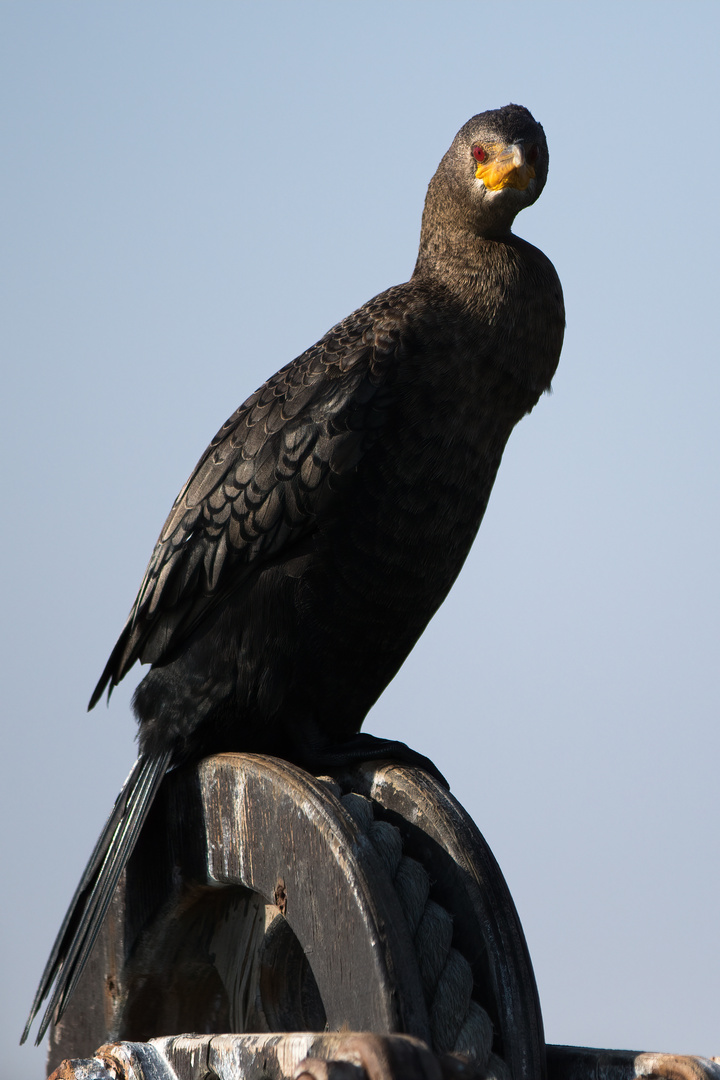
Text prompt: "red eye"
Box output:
[[472, 145, 486, 163], [527, 143, 539, 165]]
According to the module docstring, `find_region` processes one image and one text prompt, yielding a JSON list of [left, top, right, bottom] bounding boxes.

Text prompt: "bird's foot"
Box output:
[[301, 733, 449, 789]]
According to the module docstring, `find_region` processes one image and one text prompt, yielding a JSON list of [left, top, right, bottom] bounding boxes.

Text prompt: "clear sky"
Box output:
[[2, 3, 719, 1077]]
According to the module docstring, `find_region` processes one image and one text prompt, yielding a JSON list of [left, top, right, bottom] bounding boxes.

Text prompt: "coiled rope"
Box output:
[[319, 782, 512, 1080]]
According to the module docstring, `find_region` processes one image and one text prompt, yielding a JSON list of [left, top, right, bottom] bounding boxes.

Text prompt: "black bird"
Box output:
[[23, 104, 564, 1044]]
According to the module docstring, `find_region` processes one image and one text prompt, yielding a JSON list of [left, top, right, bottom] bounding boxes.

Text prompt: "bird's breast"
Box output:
[[326, 249, 564, 630]]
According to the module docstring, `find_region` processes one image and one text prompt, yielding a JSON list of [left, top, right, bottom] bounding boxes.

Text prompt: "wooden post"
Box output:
[[48, 755, 544, 1079], [45, 755, 720, 1080]]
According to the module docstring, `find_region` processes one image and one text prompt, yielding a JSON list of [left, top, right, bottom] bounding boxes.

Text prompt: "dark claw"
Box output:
[[300, 733, 449, 789]]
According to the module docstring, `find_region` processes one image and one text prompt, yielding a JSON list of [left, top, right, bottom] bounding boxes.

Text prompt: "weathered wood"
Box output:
[[49, 1032, 476, 1080], [547, 1045, 642, 1080], [49, 755, 431, 1071], [339, 762, 545, 1080], [48, 1038, 720, 1080], [46, 754, 563, 1079], [194, 755, 429, 1038], [43, 754, 720, 1079], [48, 876, 130, 1067], [546, 1047, 720, 1080]]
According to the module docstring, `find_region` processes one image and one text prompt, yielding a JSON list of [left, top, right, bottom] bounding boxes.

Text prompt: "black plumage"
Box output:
[[24, 103, 564, 1044]]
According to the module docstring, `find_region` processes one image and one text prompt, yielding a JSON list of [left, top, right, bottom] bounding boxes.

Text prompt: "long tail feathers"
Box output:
[[21, 749, 172, 1046]]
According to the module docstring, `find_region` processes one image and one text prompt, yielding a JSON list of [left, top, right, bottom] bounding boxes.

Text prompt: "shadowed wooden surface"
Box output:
[[45, 755, 719, 1080], [339, 762, 545, 1080], [48, 1036, 720, 1080], [48, 755, 544, 1077], [49, 755, 432, 1070]]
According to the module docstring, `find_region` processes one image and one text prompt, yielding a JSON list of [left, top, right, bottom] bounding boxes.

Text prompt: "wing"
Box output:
[[89, 286, 416, 707]]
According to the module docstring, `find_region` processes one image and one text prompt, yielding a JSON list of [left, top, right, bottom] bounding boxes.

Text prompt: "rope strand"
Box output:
[[337, 789, 495, 1072]]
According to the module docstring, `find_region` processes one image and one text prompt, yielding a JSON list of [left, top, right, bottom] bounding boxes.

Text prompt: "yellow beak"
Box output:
[[475, 143, 535, 192]]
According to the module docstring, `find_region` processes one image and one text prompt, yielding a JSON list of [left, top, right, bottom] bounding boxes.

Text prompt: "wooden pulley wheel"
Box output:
[[339, 762, 546, 1080], [49, 754, 544, 1080]]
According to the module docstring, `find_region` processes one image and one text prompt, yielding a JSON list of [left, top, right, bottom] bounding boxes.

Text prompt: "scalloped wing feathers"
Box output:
[[90, 289, 413, 705]]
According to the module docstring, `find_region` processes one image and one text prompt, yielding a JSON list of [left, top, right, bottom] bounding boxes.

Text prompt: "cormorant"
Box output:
[[23, 103, 565, 1045]]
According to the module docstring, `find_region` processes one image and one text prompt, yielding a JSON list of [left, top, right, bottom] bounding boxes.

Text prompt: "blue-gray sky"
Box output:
[[2, 4, 718, 1077]]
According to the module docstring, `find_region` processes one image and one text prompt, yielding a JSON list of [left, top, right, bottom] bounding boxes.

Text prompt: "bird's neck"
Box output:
[[412, 223, 517, 299]]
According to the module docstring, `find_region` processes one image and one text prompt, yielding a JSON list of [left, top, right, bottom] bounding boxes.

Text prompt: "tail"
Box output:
[[21, 749, 172, 1046]]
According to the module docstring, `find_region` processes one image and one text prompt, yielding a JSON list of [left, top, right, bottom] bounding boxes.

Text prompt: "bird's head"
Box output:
[[422, 104, 549, 244]]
